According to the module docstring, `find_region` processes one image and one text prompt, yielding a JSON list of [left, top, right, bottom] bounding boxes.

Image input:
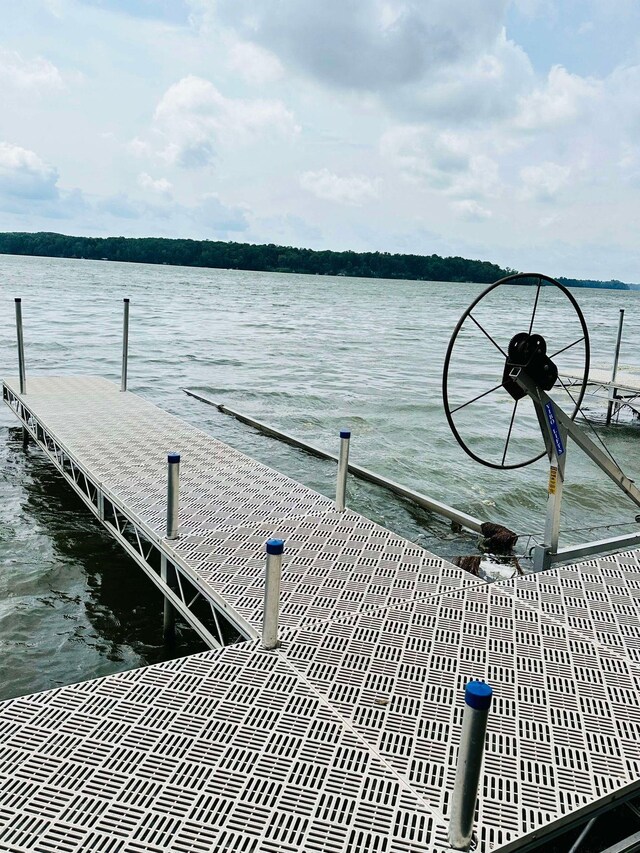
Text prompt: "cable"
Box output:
[[557, 374, 624, 470]]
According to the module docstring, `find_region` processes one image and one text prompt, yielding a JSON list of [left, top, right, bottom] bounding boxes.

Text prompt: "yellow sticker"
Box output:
[[548, 466, 558, 495]]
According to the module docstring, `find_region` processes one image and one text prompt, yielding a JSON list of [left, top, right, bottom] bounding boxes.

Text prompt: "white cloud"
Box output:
[[0, 49, 63, 89], [393, 31, 533, 122], [227, 41, 284, 85], [153, 75, 299, 167], [93, 190, 249, 237], [213, 0, 509, 91], [0, 142, 59, 200], [514, 65, 602, 132], [299, 169, 380, 204], [137, 172, 172, 195], [519, 161, 571, 201], [451, 199, 492, 220], [380, 126, 501, 198]]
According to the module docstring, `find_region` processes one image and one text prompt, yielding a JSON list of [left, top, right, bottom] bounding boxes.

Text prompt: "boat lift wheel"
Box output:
[[442, 272, 591, 470]]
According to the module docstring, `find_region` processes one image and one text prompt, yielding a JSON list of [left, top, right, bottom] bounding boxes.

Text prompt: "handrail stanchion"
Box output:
[[335, 429, 351, 511], [449, 681, 493, 850], [15, 298, 26, 395], [166, 452, 180, 539], [121, 298, 130, 392], [606, 308, 624, 425], [162, 452, 180, 643], [262, 539, 284, 649]]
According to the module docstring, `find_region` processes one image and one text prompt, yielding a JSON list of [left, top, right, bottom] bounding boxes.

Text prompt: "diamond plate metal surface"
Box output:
[[2, 376, 640, 852]]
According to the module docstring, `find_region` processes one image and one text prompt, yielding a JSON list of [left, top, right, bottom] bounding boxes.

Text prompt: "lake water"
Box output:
[[1, 254, 638, 699]]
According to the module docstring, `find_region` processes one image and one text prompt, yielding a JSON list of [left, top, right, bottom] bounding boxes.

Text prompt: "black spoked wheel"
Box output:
[[442, 272, 590, 469]]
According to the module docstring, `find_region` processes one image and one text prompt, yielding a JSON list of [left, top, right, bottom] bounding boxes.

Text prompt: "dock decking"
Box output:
[[2, 376, 640, 852]]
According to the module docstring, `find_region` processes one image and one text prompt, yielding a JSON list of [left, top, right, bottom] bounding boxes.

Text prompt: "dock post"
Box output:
[[606, 308, 624, 425], [15, 298, 28, 445], [121, 298, 130, 392], [166, 452, 180, 539], [449, 681, 493, 850], [15, 298, 26, 395], [161, 555, 176, 644], [335, 429, 351, 511], [262, 538, 284, 649], [162, 452, 180, 643]]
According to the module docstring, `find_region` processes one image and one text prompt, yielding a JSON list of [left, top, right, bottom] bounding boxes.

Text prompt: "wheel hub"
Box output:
[[502, 332, 558, 400]]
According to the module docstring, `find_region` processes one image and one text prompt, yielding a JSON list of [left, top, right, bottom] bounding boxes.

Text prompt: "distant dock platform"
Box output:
[[2, 376, 640, 852]]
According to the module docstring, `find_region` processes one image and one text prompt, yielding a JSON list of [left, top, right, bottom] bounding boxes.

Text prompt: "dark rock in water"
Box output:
[[480, 522, 518, 554], [453, 555, 482, 576]]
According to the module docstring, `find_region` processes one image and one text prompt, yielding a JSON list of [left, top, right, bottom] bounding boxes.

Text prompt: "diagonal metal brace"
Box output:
[[512, 368, 640, 508]]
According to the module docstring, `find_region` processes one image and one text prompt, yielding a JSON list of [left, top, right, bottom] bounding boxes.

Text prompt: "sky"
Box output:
[[2, 0, 640, 280]]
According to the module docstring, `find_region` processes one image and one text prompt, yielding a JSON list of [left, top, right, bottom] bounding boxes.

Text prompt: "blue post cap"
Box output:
[[465, 680, 492, 710], [167, 452, 180, 464], [124, 297, 130, 303], [266, 538, 284, 555], [340, 430, 351, 439]]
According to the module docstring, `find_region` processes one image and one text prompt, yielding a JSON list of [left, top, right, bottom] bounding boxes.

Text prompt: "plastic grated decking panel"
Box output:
[[0, 645, 451, 853], [2, 376, 640, 852], [2, 377, 478, 635]]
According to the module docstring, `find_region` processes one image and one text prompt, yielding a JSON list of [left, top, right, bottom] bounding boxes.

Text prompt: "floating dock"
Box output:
[[564, 367, 640, 420], [2, 376, 640, 852]]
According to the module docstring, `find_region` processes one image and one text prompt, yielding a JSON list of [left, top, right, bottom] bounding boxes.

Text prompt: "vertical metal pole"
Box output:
[[166, 452, 180, 539], [15, 298, 26, 395], [262, 538, 284, 649], [542, 441, 567, 555], [449, 681, 493, 850], [161, 554, 176, 643], [532, 398, 567, 573], [121, 298, 130, 392], [163, 452, 180, 643], [606, 308, 624, 425], [336, 429, 351, 511]]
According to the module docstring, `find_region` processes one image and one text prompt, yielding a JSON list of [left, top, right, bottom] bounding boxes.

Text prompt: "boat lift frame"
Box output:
[[511, 368, 640, 572]]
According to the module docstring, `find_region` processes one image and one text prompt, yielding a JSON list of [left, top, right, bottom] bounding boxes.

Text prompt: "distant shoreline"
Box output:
[[0, 231, 636, 290]]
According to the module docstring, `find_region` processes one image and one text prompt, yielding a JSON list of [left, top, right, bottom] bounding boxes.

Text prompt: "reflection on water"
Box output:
[[0, 254, 638, 698], [0, 426, 206, 699]]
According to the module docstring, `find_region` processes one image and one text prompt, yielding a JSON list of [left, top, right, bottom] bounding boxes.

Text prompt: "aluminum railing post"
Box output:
[[336, 429, 351, 511]]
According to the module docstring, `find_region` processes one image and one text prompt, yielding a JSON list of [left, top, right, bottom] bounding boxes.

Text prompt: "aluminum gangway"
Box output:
[[2, 374, 640, 852]]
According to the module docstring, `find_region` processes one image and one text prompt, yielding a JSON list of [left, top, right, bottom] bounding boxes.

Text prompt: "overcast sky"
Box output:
[[2, 0, 640, 279]]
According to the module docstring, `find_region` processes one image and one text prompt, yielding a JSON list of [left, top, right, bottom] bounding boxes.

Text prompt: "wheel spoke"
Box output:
[[528, 279, 542, 335], [549, 336, 585, 359], [501, 399, 519, 465], [468, 314, 507, 357], [450, 382, 503, 414]]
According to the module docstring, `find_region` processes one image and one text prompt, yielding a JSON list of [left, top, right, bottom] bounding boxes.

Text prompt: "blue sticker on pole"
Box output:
[[544, 402, 565, 456]]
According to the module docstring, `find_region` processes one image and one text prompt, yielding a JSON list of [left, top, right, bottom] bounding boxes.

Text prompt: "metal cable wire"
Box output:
[[557, 374, 624, 470]]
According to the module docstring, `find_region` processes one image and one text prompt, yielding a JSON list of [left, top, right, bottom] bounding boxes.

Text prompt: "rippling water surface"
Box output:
[[1, 255, 638, 698]]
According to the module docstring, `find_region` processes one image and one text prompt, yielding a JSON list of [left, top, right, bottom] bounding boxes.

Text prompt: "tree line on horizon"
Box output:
[[0, 232, 633, 289], [0, 231, 513, 283]]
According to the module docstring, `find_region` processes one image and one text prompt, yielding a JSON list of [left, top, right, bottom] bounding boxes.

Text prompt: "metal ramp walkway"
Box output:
[[2, 375, 640, 852]]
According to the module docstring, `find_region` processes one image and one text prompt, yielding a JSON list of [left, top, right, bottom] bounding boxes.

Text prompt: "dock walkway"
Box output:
[[2, 376, 640, 852]]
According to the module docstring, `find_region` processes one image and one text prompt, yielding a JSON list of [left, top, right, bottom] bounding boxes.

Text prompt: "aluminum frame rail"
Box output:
[[184, 389, 484, 534], [2, 382, 251, 648], [511, 369, 640, 573]]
